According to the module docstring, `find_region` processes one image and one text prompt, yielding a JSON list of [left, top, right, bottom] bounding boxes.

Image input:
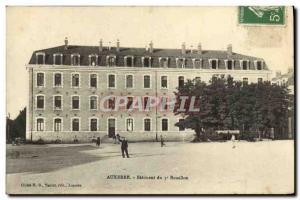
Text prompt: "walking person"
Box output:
[[96, 137, 101, 147], [118, 136, 129, 158], [231, 134, 236, 149], [160, 135, 166, 147]]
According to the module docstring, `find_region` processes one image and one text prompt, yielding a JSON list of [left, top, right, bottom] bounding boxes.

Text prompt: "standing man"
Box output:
[[160, 135, 166, 147], [96, 137, 101, 147], [231, 134, 236, 149], [118, 136, 129, 158]]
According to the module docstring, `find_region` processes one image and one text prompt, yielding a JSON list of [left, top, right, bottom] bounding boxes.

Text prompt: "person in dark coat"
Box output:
[[160, 135, 166, 147], [96, 137, 101, 147], [118, 136, 129, 158]]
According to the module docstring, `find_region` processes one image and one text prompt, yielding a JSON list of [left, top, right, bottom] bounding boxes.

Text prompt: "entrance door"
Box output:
[[108, 118, 116, 138]]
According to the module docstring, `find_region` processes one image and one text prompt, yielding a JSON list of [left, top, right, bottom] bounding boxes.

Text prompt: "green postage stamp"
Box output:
[[239, 6, 285, 25]]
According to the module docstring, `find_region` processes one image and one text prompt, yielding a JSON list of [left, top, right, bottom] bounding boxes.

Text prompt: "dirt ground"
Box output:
[[6, 140, 294, 194]]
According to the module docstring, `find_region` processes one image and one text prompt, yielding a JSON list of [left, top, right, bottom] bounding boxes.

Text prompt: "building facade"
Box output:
[[26, 39, 272, 143]]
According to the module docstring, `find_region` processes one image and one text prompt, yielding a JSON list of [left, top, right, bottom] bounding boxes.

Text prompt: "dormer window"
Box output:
[[124, 56, 134, 67], [255, 60, 263, 70], [142, 57, 152, 67], [176, 58, 186, 68], [225, 59, 234, 70], [106, 55, 116, 67], [159, 57, 169, 68], [240, 60, 249, 70], [53, 53, 63, 65], [36, 52, 45, 65], [89, 54, 98, 66], [209, 59, 218, 69], [71, 54, 80, 66], [192, 58, 202, 69]]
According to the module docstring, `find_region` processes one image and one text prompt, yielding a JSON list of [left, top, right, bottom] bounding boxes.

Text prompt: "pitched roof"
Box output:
[[28, 45, 268, 70]]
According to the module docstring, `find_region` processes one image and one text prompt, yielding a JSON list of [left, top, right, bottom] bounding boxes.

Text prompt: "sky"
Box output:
[[6, 6, 294, 119]]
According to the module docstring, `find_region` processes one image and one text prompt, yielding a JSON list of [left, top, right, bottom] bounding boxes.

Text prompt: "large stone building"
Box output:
[[26, 38, 272, 143]]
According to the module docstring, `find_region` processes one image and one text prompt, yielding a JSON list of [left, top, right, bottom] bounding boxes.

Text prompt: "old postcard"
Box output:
[[6, 6, 294, 195]]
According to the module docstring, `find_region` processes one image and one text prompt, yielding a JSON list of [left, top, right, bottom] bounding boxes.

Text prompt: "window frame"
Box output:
[[35, 117, 46, 131], [106, 55, 117, 66], [225, 59, 235, 70], [89, 117, 99, 131], [53, 53, 63, 65], [192, 58, 202, 69], [161, 118, 169, 131], [159, 57, 169, 68], [53, 95, 63, 111], [71, 53, 81, 66], [124, 55, 134, 67], [143, 118, 152, 132], [53, 117, 63, 132], [209, 59, 219, 69], [107, 73, 116, 89], [71, 73, 80, 88], [160, 75, 168, 89], [53, 72, 63, 88], [89, 95, 98, 110], [89, 54, 99, 66], [36, 52, 45, 65], [89, 73, 98, 88], [143, 74, 152, 89], [71, 95, 80, 110], [71, 117, 80, 132], [142, 56, 152, 68], [240, 60, 250, 70], [125, 74, 134, 89], [35, 94, 45, 110], [125, 117, 134, 132], [36, 72, 45, 87], [176, 58, 186, 68]]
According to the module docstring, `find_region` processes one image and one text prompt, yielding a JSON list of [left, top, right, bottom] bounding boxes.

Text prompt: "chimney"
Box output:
[[197, 43, 202, 55], [64, 37, 68, 50], [99, 39, 103, 52], [276, 71, 281, 77], [227, 44, 232, 56], [149, 41, 153, 53], [108, 41, 111, 51], [181, 42, 186, 54], [116, 39, 120, 52]]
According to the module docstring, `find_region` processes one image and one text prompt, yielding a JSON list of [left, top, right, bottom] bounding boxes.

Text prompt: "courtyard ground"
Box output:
[[6, 140, 294, 194]]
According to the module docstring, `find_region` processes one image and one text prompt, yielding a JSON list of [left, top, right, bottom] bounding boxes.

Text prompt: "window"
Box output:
[[36, 73, 44, 87], [90, 96, 97, 110], [54, 118, 62, 132], [143, 57, 151, 67], [125, 56, 134, 67], [144, 119, 151, 131], [72, 118, 80, 131], [71, 54, 80, 66], [90, 118, 98, 131], [127, 97, 133, 110], [178, 76, 184, 88], [179, 119, 185, 131], [159, 58, 169, 68], [36, 53, 45, 64], [161, 97, 168, 111], [36, 118, 44, 131], [72, 96, 80, 109], [108, 97, 115, 110], [227, 60, 234, 70], [54, 96, 62, 110], [210, 59, 218, 69], [162, 119, 168, 131], [144, 75, 151, 88], [72, 74, 80, 87], [53, 54, 63, 65], [161, 76, 168, 89], [243, 78, 248, 85], [256, 61, 263, 70], [242, 60, 248, 70], [143, 97, 149, 111], [90, 74, 97, 88], [36, 95, 44, 109], [107, 56, 116, 66], [89, 54, 98, 66], [126, 75, 133, 88], [193, 59, 202, 69], [258, 78, 263, 83], [126, 118, 134, 131], [176, 58, 186, 68], [54, 73, 62, 87], [108, 74, 115, 88]]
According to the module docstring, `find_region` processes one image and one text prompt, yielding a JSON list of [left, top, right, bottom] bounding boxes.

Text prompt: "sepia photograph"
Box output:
[[5, 6, 295, 195]]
